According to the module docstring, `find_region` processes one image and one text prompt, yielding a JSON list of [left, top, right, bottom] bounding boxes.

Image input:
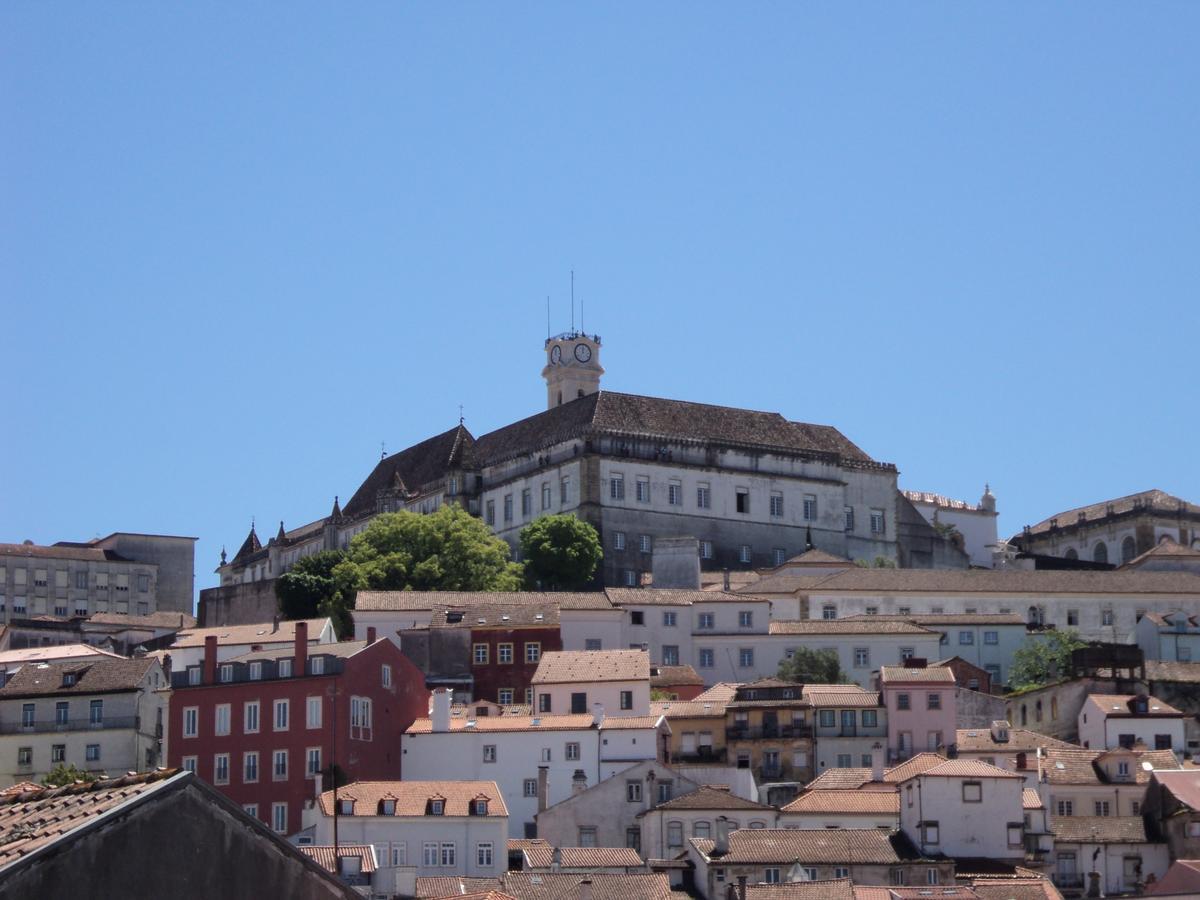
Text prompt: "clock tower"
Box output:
[[542, 332, 604, 409]]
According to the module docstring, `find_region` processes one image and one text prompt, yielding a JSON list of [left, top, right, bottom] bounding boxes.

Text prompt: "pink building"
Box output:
[[879, 663, 957, 761]]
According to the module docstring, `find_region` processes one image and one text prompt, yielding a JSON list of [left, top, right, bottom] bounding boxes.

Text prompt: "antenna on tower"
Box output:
[[546, 296, 551, 340], [380, 441, 386, 460], [570, 270, 575, 332]]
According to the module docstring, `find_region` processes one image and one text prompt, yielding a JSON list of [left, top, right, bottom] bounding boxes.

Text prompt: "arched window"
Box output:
[[693, 821, 711, 838], [1093, 542, 1109, 564], [1121, 537, 1136, 563], [1064, 548, 1078, 560], [1020, 704, 1027, 726], [1051, 697, 1059, 720], [1035, 700, 1043, 722]]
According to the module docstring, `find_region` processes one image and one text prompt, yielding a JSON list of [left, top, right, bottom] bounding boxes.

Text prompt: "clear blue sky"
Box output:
[[3, 5, 1197, 603]]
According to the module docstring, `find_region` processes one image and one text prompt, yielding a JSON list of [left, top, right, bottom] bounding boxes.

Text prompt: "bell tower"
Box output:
[[542, 332, 604, 409]]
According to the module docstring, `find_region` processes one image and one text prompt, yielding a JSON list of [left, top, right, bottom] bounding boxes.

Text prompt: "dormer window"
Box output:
[[429, 798, 445, 816], [310, 657, 325, 675], [62, 673, 77, 687], [278, 659, 293, 678], [219, 664, 233, 683], [379, 799, 396, 815], [249, 662, 262, 681], [473, 799, 488, 816], [339, 799, 354, 816]]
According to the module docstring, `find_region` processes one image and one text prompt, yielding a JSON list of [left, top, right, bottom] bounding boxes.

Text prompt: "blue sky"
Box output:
[[3, 5, 1197, 600]]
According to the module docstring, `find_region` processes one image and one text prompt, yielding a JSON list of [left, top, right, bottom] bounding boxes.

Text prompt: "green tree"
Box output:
[[854, 556, 897, 568], [334, 506, 523, 599], [1009, 629, 1089, 690], [519, 514, 603, 590], [777, 647, 851, 684], [42, 764, 99, 787], [275, 550, 346, 620]]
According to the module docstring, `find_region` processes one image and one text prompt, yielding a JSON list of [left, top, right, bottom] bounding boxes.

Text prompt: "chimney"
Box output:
[[592, 703, 605, 728], [272, 612, 280, 633], [572, 769, 588, 795], [871, 742, 884, 782], [203, 635, 218, 685], [431, 688, 451, 733], [723, 569, 731, 591], [294, 621, 309, 676], [314, 770, 323, 801], [551, 847, 562, 872], [714, 816, 730, 855], [366, 626, 377, 646], [537, 765, 550, 813], [578, 878, 593, 900], [1016, 751, 1027, 771]]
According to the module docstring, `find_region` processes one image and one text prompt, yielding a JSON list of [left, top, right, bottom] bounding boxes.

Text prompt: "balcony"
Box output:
[[726, 724, 813, 741], [0, 716, 139, 735], [674, 746, 727, 764], [1051, 874, 1084, 892]]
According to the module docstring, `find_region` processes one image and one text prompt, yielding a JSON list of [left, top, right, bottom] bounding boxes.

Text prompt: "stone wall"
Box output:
[[197, 581, 278, 626]]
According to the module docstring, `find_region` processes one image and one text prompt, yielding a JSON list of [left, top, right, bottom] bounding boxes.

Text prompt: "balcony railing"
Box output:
[[726, 724, 813, 741], [1052, 874, 1084, 890], [674, 746, 727, 764], [0, 716, 139, 735]]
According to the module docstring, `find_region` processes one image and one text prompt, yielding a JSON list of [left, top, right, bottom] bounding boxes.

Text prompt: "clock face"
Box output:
[[574, 343, 592, 363], [550, 345, 562, 364]]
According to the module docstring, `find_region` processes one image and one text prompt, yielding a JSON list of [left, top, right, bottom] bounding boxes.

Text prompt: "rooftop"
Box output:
[[746, 567, 1200, 596], [1152, 769, 1200, 811], [606, 588, 760, 607], [522, 846, 643, 869], [770, 621, 937, 636], [298, 845, 377, 875], [1082, 693, 1183, 718], [914, 759, 1023, 780], [745, 880, 856, 900], [1021, 490, 1200, 538], [407, 713, 661, 734], [781, 790, 899, 814], [0, 656, 157, 699], [646, 785, 775, 813], [531, 650, 649, 684], [496, 871, 674, 900], [879, 665, 957, 684], [0, 644, 126, 668], [1049, 815, 1149, 844], [650, 665, 704, 687], [955, 727, 1077, 754], [691, 828, 923, 865], [169, 617, 331, 648], [316, 781, 507, 817], [355, 590, 614, 612]]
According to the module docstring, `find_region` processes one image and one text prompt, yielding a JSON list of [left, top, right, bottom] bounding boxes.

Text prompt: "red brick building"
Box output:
[[433, 603, 562, 705], [166, 623, 428, 836]]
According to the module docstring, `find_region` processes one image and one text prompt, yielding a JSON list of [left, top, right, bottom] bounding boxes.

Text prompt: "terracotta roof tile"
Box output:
[[298, 844, 377, 874], [1083, 693, 1183, 718], [606, 588, 760, 607], [317, 781, 507, 817], [745, 879, 856, 900], [432, 604, 560, 628], [802, 685, 881, 707], [0, 644, 126, 667], [1050, 815, 1149, 843], [692, 828, 923, 864], [1152, 769, 1200, 810], [1023, 490, 1200, 537], [693, 683, 741, 704], [0, 543, 128, 563], [498, 871, 673, 900], [781, 790, 899, 814], [648, 786, 775, 813], [969, 880, 1064, 900], [802, 753, 948, 791], [87, 611, 195, 629], [650, 700, 727, 718], [170, 618, 330, 648], [879, 665, 956, 683], [522, 847, 643, 869], [531, 650, 649, 684], [650, 665, 704, 687], [1023, 789, 1044, 810], [355, 591, 613, 612], [1145, 659, 1200, 683], [916, 759, 1023, 779], [407, 714, 601, 734], [415, 876, 504, 898], [955, 727, 1077, 753]]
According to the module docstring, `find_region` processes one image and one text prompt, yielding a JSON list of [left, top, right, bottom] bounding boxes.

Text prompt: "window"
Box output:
[[483, 745, 497, 763], [639, 534, 651, 553], [14, 746, 30, 767], [657, 610, 676, 628], [662, 645, 679, 665], [86, 744, 100, 762], [89, 699, 103, 725], [521, 488, 532, 516], [772, 548, 786, 566], [503, 494, 513, 522], [76, 571, 88, 590], [739, 610, 754, 628], [959, 630, 974, 645], [927, 693, 941, 710], [623, 568, 637, 586], [738, 544, 752, 563], [271, 803, 287, 834], [215, 704, 231, 736], [498, 688, 513, 705], [476, 842, 493, 868], [836, 753, 852, 768], [244, 752, 259, 783], [498, 643, 514, 664], [697, 612, 714, 630], [738, 648, 754, 668], [310, 656, 324, 675], [541, 482, 552, 510], [897, 693, 911, 710], [485, 500, 495, 525], [962, 782, 982, 802], [844, 506, 855, 531], [1093, 542, 1108, 564], [699, 541, 713, 559], [51, 744, 65, 763], [636, 477, 650, 502], [865, 606, 878, 616], [304, 696, 322, 729], [538, 694, 552, 713], [822, 604, 837, 620], [560, 477, 570, 503], [984, 630, 998, 645], [764, 868, 781, 884], [626, 780, 642, 802], [585, 639, 602, 651], [278, 659, 292, 678], [620, 690, 633, 710], [274, 699, 289, 731], [862, 709, 878, 727], [1094, 800, 1110, 816], [613, 531, 626, 551], [423, 842, 439, 866], [441, 842, 458, 869], [214, 753, 230, 785], [1102, 609, 1114, 626], [610, 474, 625, 500], [1067, 609, 1079, 626], [735, 489, 749, 514], [183, 707, 199, 738], [350, 696, 373, 737], [245, 701, 260, 733], [926, 869, 939, 885], [182, 756, 197, 774], [525, 642, 541, 663], [566, 742, 580, 760], [249, 662, 262, 681], [900, 647, 915, 661], [473, 643, 489, 665], [921, 821, 940, 844], [523, 779, 538, 797], [854, 647, 870, 668], [1131, 801, 1140, 815], [697, 483, 711, 508], [770, 492, 784, 517], [668, 821, 683, 849], [870, 509, 885, 534], [668, 480, 682, 505], [273, 750, 288, 780], [579, 827, 598, 847], [1057, 800, 1073, 816], [693, 821, 711, 838], [219, 664, 233, 683], [698, 648, 714, 668], [819, 710, 836, 728], [802, 494, 816, 520]]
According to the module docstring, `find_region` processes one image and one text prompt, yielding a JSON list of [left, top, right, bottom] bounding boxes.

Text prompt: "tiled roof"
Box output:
[[408, 714, 596, 734], [0, 656, 156, 698], [225, 640, 368, 664], [1145, 659, 1200, 683], [355, 591, 614, 612], [885, 753, 952, 782], [0, 644, 126, 667], [598, 716, 664, 730], [649, 786, 775, 813], [1022, 490, 1200, 538], [170, 618, 330, 648], [522, 847, 643, 869], [781, 790, 899, 814], [0, 769, 181, 866], [770, 621, 937, 636], [1023, 789, 1044, 810], [879, 665, 956, 683], [841, 613, 1026, 626], [736, 572, 839, 595], [0, 542, 126, 562], [1083, 693, 1183, 718], [508, 838, 550, 851], [745, 879, 855, 900], [531, 650, 649, 684], [781, 549, 854, 567], [1139, 611, 1200, 629], [498, 871, 674, 900], [916, 759, 1023, 780], [1152, 769, 1200, 810], [342, 424, 474, 518], [802, 753, 948, 791], [969, 880, 1063, 900], [1039, 749, 1103, 785], [650, 665, 704, 687], [1050, 815, 1149, 843], [802, 685, 881, 708], [1125, 538, 1200, 568], [693, 683, 742, 704], [650, 700, 726, 718], [470, 391, 881, 469], [955, 727, 1077, 753], [316, 781, 507, 817], [605, 588, 759, 607], [87, 611, 196, 629], [432, 604, 560, 628], [692, 828, 923, 864], [805, 568, 1200, 595], [415, 876, 504, 897], [298, 845, 377, 874]]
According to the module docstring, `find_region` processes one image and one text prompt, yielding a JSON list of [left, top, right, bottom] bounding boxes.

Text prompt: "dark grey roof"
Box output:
[[1021, 490, 1200, 539], [0, 657, 157, 698], [343, 424, 474, 519]]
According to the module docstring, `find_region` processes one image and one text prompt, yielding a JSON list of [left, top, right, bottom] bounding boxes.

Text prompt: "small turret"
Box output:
[[980, 483, 997, 514]]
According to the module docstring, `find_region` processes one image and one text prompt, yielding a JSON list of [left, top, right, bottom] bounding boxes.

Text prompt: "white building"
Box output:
[[636, 785, 777, 859], [954, 720, 1078, 781], [902, 487, 999, 568], [401, 690, 667, 837], [0, 657, 166, 785], [803, 685, 887, 773], [778, 789, 898, 830], [1048, 816, 1170, 895], [1077, 693, 1186, 753], [300, 780, 508, 878], [531, 649, 650, 716], [1036, 745, 1182, 820], [1134, 610, 1200, 662]]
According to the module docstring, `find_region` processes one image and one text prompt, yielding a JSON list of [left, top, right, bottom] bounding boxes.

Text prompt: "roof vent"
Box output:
[[531, 717, 541, 727]]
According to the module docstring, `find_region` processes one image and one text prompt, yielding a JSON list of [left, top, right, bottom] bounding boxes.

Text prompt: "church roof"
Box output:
[[229, 526, 262, 566], [343, 424, 475, 519], [472, 391, 886, 468], [1019, 489, 1200, 539]]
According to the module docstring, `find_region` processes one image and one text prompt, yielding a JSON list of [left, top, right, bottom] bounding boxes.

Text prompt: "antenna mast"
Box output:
[[546, 296, 551, 340], [570, 270, 575, 332]]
